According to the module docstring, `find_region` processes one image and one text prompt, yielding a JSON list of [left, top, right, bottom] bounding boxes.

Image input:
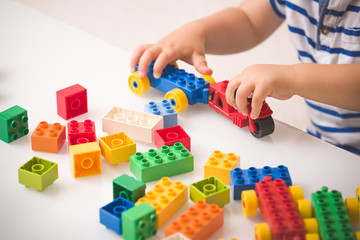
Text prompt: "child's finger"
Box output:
[[193, 53, 213, 75], [235, 83, 254, 116], [250, 88, 267, 119], [130, 44, 152, 73], [225, 79, 238, 108], [138, 46, 162, 78], [153, 51, 176, 79]]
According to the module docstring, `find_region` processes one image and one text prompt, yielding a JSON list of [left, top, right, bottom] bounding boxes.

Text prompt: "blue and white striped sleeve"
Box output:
[[268, 0, 286, 18]]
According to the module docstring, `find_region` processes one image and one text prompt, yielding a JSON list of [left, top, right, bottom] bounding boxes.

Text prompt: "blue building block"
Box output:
[[144, 100, 177, 128], [137, 62, 210, 105], [100, 197, 135, 234], [230, 165, 292, 200]]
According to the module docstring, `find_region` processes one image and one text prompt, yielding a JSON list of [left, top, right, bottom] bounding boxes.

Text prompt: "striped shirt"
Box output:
[[269, 0, 360, 155]]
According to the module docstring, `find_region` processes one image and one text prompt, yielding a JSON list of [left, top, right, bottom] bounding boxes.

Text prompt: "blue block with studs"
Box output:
[[144, 100, 177, 128]]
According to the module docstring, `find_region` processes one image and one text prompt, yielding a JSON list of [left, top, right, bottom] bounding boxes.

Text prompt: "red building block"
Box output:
[[154, 125, 191, 151], [165, 200, 224, 240], [56, 84, 88, 120], [31, 121, 66, 153], [67, 120, 96, 146]]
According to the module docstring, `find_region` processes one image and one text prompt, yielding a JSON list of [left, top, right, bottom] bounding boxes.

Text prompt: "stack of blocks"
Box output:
[[18, 156, 58, 191], [69, 142, 101, 178], [144, 100, 177, 128], [204, 150, 240, 184], [0, 105, 29, 143], [165, 200, 224, 240], [99, 132, 136, 165], [230, 165, 292, 200], [56, 84, 88, 120], [31, 121, 66, 153], [130, 142, 193, 183], [190, 176, 230, 208], [154, 125, 191, 151], [136, 177, 188, 228], [113, 174, 146, 203]]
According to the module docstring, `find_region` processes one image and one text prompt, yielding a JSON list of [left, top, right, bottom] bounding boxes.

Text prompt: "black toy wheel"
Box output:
[[250, 116, 275, 138]]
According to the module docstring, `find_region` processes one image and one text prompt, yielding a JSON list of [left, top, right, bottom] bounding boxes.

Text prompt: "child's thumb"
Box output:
[[193, 53, 213, 75]]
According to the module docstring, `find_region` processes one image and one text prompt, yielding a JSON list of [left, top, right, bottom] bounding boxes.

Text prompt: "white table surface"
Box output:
[[0, 1, 359, 240]]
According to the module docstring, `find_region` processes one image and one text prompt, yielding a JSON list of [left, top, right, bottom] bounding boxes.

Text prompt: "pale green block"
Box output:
[[18, 156, 58, 191], [190, 176, 230, 208]]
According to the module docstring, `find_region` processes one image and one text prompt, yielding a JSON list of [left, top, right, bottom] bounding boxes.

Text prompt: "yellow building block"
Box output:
[[99, 132, 136, 165], [204, 150, 240, 184], [69, 142, 102, 178], [136, 177, 188, 228]]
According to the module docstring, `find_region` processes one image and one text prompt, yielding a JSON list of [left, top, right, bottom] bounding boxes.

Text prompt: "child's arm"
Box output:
[[130, 0, 283, 79], [225, 63, 360, 119]]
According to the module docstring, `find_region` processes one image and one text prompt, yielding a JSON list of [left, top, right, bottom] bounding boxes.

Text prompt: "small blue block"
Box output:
[[100, 197, 135, 234], [230, 165, 292, 200], [144, 100, 177, 128]]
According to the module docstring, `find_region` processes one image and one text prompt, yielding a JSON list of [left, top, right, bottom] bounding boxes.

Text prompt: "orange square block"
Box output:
[[31, 121, 66, 153], [165, 200, 224, 240], [69, 142, 102, 178], [99, 132, 136, 165], [204, 150, 240, 184]]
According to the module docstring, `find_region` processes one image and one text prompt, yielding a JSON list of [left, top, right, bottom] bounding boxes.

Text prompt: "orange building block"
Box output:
[[99, 132, 136, 165], [136, 177, 188, 228], [165, 200, 224, 240], [69, 142, 101, 178], [204, 150, 240, 184], [31, 121, 66, 153]]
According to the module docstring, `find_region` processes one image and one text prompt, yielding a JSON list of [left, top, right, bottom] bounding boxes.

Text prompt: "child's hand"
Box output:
[[225, 64, 295, 119], [130, 22, 213, 79]]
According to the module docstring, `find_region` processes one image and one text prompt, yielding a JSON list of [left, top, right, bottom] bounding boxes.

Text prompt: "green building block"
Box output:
[[190, 176, 230, 208], [0, 105, 29, 143], [18, 156, 58, 192], [312, 186, 355, 240], [122, 202, 157, 240], [113, 174, 146, 203], [130, 142, 193, 183]]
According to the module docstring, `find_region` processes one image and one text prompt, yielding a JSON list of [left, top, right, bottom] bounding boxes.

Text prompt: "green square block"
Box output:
[[113, 174, 146, 203], [312, 186, 355, 240], [18, 156, 58, 192], [0, 105, 29, 143], [190, 176, 230, 208], [130, 142, 193, 183], [122, 202, 157, 240]]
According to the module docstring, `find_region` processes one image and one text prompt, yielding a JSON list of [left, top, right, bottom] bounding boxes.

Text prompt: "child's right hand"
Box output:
[[130, 22, 213, 79]]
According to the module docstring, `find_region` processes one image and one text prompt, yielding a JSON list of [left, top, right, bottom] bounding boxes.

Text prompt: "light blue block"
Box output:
[[144, 100, 177, 128]]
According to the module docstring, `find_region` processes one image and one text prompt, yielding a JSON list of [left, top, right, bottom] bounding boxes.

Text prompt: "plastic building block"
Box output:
[[122, 202, 157, 240], [136, 177, 188, 228], [31, 121, 66, 153], [18, 156, 58, 191], [56, 84, 88, 120], [230, 165, 292, 200], [69, 142, 101, 178], [67, 120, 96, 146], [208, 80, 274, 138], [102, 106, 163, 143], [99, 197, 135, 234], [190, 176, 230, 208], [161, 233, 191, 240], [130, 142, 193, 183], [154, 125, 191, 151], [165, 200, 224, 240], [312, 187, 357, 239], [113, 174, 146, 203], [145, 100, 177, 128], [99, 132, 136, 165], [204, 150, 240, 185], [0, 105, 29, 143], [242, 176, 307, 239]]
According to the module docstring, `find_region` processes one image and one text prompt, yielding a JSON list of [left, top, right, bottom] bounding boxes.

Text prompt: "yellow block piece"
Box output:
[[99, 132, 136, 165], [136, 177, 188, 228], [204, 150, 240, 184], [69, 142, 102, 178]]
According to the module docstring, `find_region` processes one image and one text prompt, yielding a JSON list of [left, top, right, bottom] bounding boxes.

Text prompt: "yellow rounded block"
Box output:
[[345, 197, 359, 224], [288, 186, 304, 205], [255, 223, 271, 240], [128, 71, 150, 95], [165, 88, 188, 113], [201, 75, 216, 85], [304, 218, 319, 234], [305, 233, 320, 240], [242, 190, 258, 217], [298, 199, 312, 219]]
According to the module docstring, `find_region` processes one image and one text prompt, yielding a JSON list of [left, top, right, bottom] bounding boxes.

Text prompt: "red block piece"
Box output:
[[56, 84, 88, 120], [31, 121, 66, 153], [67, 120, 96, 146], [154, 125, 191, 151]]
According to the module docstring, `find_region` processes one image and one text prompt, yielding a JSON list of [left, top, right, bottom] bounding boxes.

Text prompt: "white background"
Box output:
[[0, 1, 359, 239]]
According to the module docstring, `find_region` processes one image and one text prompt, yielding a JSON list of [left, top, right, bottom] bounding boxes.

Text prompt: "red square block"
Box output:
[[31, 121, 66, 153], [67, 120, 96, 146], [154, 125, 191, 151], [56, 84, 88, 120]]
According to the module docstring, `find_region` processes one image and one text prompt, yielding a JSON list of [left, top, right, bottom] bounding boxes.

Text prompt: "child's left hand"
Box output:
[[225, 64, 295, 119]]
